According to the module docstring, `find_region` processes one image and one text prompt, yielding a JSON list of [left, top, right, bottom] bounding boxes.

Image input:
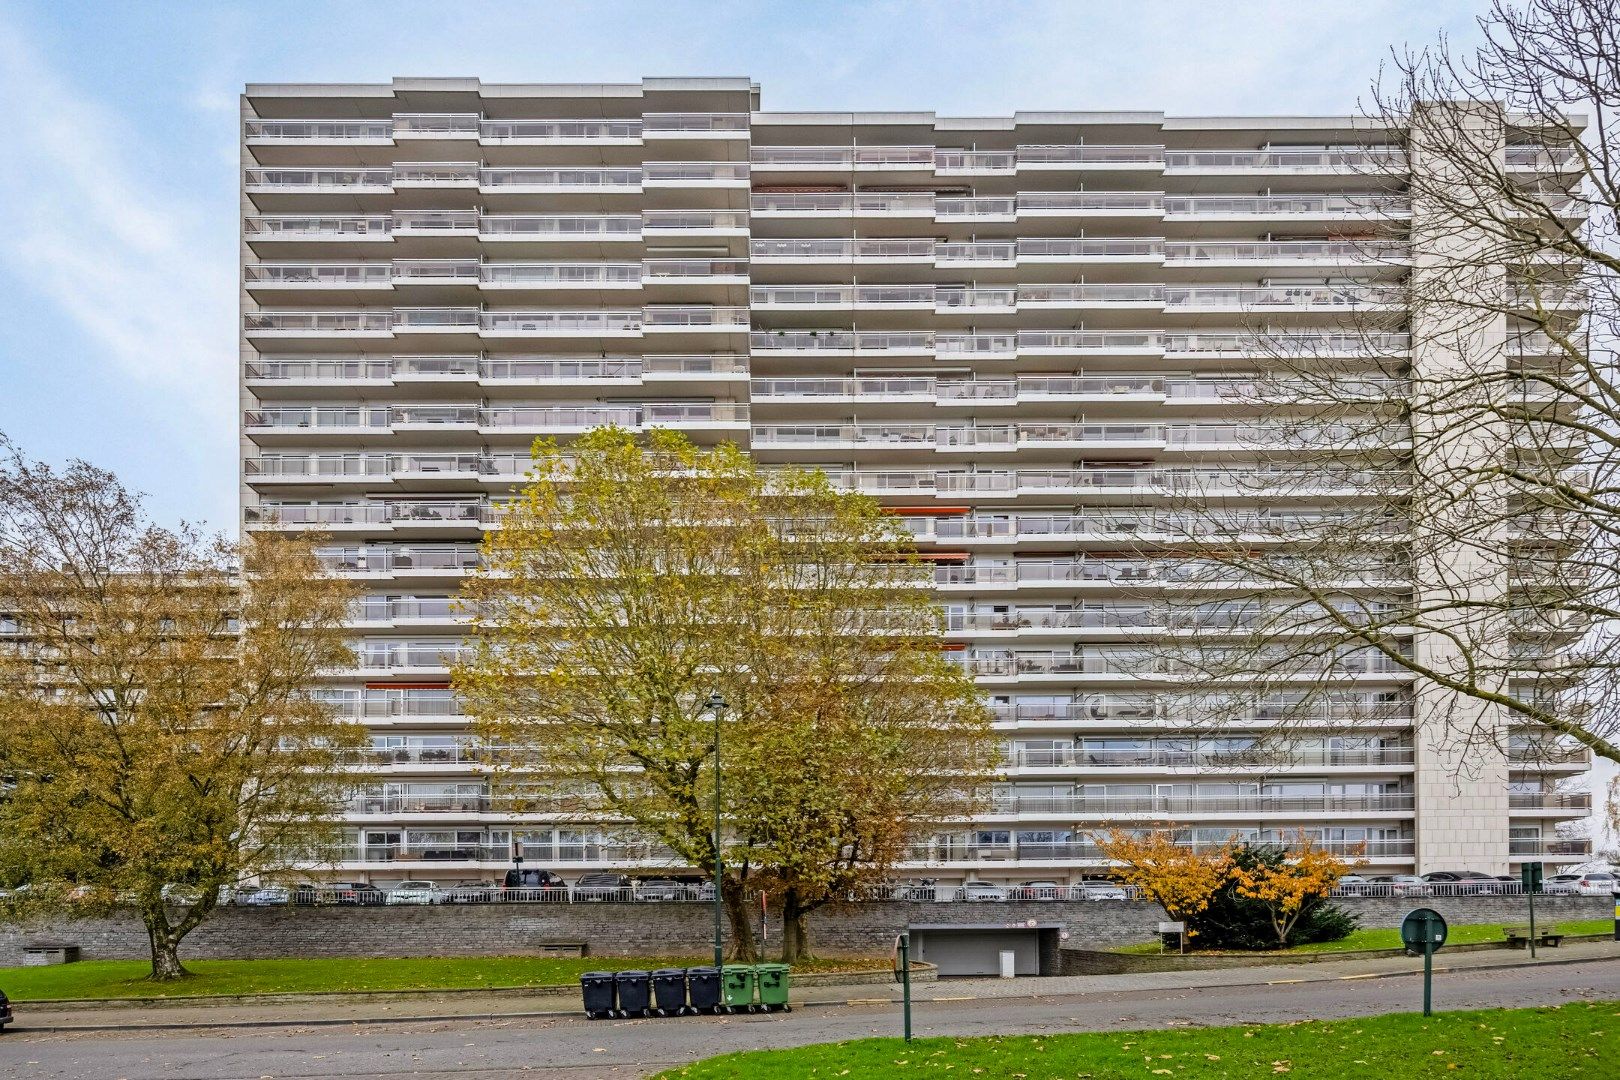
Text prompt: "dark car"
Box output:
[[0, 987, 11, 1032], [572, 873, 632, 901], [333, 882, 387, 906], [501, 868, 567, 900], [1422, 871, 1501, 895]]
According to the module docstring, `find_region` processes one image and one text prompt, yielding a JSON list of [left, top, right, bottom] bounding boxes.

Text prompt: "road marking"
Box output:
[[1339, 973, 1382, 980], [1265, 979, 1304, 985], [843, 998, 893, 1006], [927, 995, 976, 1002]]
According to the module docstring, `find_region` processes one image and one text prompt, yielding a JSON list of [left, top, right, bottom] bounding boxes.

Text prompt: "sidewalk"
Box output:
[[13, 938, 1619, 1034]]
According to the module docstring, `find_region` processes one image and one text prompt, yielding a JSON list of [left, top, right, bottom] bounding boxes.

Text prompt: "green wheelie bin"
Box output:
[[720, 964, 758, 1013], [756, 963, 791, 1012]]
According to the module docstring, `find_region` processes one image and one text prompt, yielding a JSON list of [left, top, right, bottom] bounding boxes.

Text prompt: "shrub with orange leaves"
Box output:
[[1230, 832, 1361, 948]]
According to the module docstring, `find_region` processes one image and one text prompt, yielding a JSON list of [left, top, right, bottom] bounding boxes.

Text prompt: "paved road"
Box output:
[[3, 959, 1618, 1079]]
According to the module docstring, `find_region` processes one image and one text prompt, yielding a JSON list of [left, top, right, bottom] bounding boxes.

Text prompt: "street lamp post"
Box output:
[[706, 692, 727, 972]]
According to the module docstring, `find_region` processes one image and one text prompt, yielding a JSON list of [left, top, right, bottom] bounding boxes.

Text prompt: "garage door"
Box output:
[[911, 928, 1040, 977]]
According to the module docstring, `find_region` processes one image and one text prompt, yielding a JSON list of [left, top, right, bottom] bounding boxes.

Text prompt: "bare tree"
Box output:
[[1122, 0, 1614, 833], [0, 438, 362, 980]]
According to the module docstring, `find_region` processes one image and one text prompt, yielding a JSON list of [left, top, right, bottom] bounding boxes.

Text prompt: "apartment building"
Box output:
[[239, 76, 1592, 886]]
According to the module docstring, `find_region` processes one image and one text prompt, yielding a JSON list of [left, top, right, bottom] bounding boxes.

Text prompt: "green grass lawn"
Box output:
[[0, 954, 878, 1001], [654, 1002, 1619, 1079], [1115, 918, 1615, 955]]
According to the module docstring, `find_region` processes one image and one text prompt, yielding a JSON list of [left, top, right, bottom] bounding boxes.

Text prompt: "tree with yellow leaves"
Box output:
[[0, 438, 363, 980], [1091, 830, 1236, 935], [456, 428, 995, 961]]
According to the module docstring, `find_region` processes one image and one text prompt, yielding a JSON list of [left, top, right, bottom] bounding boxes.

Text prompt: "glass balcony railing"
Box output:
[[1165, 147, 1407, 170], [1165, 194, 1410, 216], [244, 119, 393, 140]]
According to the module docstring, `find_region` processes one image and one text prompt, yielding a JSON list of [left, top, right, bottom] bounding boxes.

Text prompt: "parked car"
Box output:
[[502, 868, 568, 899], [325, 881, 387, 906], [0, 987, 10, 1033], [1369, 874, 1431, 897], [1561, 871, 1616, 896], [1335, 875, 1380, 897], [1009, 880, 1063, 901], [385, 881, 442, 905], [572, 873, 632, 902], [1421, 871, 1501, 895], [959, 881, 1009, 902], [1075, 879, 1129, 901], [892, 879, 938, 902], [238, 885, 291, 907], [442, 881, 498, 904], [1542, 873, 1583, 895], [635, 878, 692, 902]]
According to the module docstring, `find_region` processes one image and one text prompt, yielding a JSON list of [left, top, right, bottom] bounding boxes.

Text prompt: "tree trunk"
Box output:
[[779, 888, 813, 963], [143, 911, 189, 981], [720, 877, 758, 962]]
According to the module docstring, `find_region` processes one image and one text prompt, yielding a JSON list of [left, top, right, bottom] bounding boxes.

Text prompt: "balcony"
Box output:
[[244, 168, 392, 192], [394, 113, 480, 138], [989, 792, 1415, 816], [479, 119, 642, 142], [643, 112, 750, 135], [908, 837, 1415, 862], [643, 162, 751, 185], [1508, 792, 1592, 812], [480, 214, 641, 239], [244, 501, 497, 528], [1165, 240, 1409, 264], [1165, 331, 1411, 356], [1164, 194, 1410, 217], [244, 119, 393, 142], [1165, 285, 1404, 310], [244, 215, 393, 240], [1004, 745, 1416, 769], [1509, 837, 1593, 858], [1165, 147, 1407, 171], [479, 167, 643, 191]]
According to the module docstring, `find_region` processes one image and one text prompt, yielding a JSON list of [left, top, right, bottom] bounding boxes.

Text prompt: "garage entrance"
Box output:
[[908, 924, 1058, 977]]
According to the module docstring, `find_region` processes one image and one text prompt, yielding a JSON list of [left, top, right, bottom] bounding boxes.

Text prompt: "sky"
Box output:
[[0, 0, 1612, 854]]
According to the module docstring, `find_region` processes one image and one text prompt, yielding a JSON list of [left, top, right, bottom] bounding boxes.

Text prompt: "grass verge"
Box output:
[[654, 1002, 1619, 1079], [1114, 918, 1615, 955], [0, 954, 877, 1001]]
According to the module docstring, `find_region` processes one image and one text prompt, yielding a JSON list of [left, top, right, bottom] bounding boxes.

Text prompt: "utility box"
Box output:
[[23, 944, 80, 966]]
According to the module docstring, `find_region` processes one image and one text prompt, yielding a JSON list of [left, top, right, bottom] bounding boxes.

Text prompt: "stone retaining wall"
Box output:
[[1, 895, 1607, 965]]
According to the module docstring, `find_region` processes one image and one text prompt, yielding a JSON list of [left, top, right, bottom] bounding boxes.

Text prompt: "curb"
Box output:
[[12, 948, 1619, 1035]]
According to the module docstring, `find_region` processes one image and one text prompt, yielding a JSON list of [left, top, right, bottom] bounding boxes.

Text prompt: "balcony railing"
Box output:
[[1165, 285, 1404, 308], [1165, 194, 1410, 216], [1165, 240, 1409, 262], [1165, 147, 1407, 170], [244, 119, 393, 141], [989, 792, 1415, 815], [1004, 745, 1417, 769]]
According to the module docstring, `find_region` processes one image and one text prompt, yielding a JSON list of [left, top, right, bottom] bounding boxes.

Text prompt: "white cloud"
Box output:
[[0, 20, 235, 410]]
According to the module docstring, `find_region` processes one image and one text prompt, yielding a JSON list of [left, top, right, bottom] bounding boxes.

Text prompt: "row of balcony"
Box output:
[[750, 282, 1404, 310], [244, 119, 1424, 173], [243, 211, 746, 239], [243, 309, 1403, 343], [745, 329, 1412, 357], [246, 259, 748, 289], [749, 420, 1404, 452], [752, 374, 1410, 403], [749, 191, 1374, 218], [751, 237, 1409, 263], [244, 306, 750, 336], [243, 246, 1405, 292], [318, 682, 1414, 724], [914, 836, 1418, 862], [242, 207, 1404, 246], [243, 464, 1404, 504], [243, 402, 747, 434], [245, 113, 746, 142], [246, 354, 745, 384], [245, 163, 750, 192], [952, 649, 1415, 680], [242, 414, 1402, 449], [330, 790, 1428, 818]]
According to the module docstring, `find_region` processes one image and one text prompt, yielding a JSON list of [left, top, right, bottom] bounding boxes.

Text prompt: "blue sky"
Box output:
[[0, 0, 1498, 533]]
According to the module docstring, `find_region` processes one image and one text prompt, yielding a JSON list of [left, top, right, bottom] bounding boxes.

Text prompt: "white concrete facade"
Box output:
[[238, 77, 1591, 886]]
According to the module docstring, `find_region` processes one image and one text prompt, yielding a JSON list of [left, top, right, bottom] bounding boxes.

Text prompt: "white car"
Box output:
[[959, 881, 1009, 902], [386, 880, 442, 905], [1075, 880, 1129, 901], [1552, 871, 1616, 897]]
